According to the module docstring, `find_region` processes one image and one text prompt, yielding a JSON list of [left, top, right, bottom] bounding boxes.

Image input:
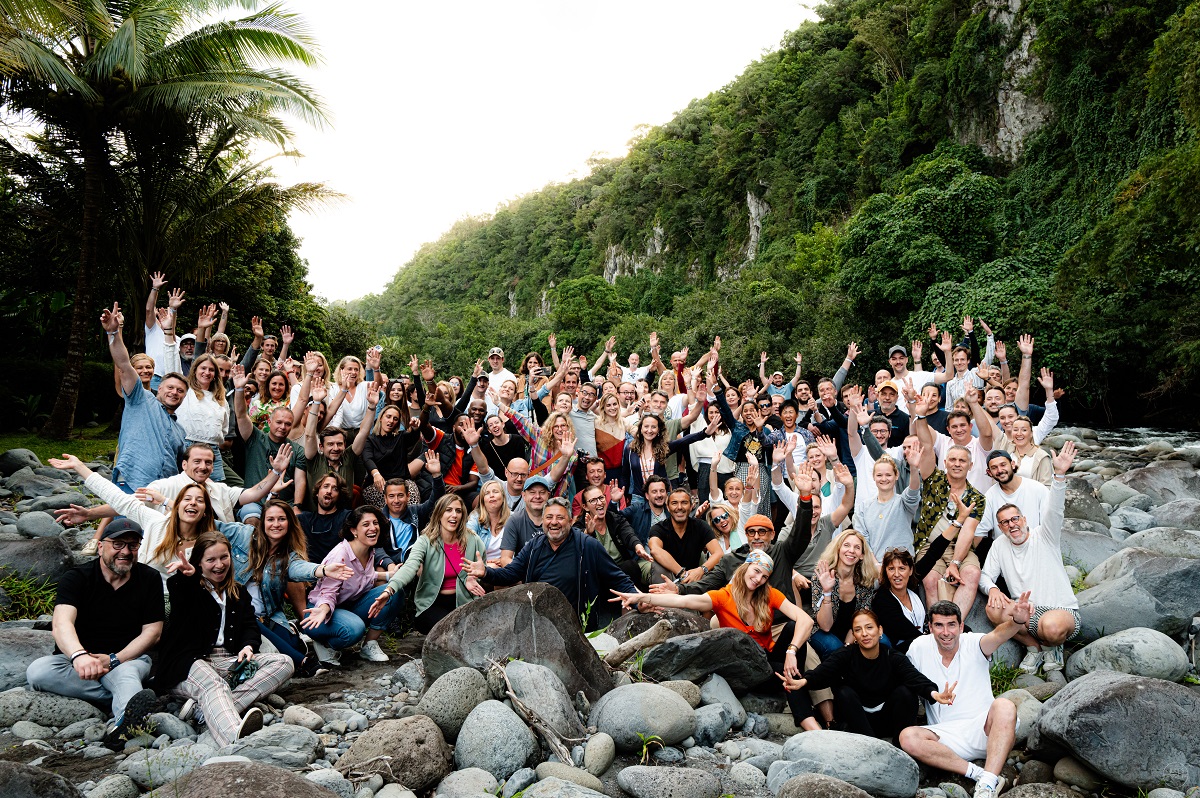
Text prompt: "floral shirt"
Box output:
[[914, 469, 985, 550]]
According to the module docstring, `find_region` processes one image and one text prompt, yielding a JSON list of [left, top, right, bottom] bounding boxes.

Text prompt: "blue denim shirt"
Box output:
[[112, 384, 188, 489], [714, 389, 785, 465], [222, 521, 318, 628]]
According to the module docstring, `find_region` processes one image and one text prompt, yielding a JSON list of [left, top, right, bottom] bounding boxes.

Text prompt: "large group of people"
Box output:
[[28, 276, 1078, 796]]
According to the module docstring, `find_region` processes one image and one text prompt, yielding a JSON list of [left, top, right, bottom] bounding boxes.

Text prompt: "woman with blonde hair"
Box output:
[[611, 550, 821, 731], [372, 494, 486, 633], [510, 409, 579, 498], [249, 371, 290, 432], [328, 355, 368, 431], [177, 353, 229, 481], [467, 480, 510, 565], [810, 528, 880, 658], [594, 393, 627, 483]]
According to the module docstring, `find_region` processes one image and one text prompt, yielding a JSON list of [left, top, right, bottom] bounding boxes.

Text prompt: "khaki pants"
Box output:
[[917, 525, 980, 602]]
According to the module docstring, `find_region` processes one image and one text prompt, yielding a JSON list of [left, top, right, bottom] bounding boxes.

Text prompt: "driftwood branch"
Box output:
[[486, 658, 583, 763], [603, 619, 671, 668], [335, 754, 397, 786]]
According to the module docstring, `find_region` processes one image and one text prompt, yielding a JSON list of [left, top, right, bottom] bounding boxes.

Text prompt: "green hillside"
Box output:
[[353, 0, 1200, 422]]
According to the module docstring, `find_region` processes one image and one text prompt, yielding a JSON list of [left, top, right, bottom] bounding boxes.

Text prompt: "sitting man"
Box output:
[[901, 595, 1031, 798], [575, 484, 652, 589], [648, 487, 723, 585], [981, 441, 1079, 674], [26, 519, 164, 749]]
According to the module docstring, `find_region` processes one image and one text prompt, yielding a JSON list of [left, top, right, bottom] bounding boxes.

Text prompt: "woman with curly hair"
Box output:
[[619, 412, 714, 504]]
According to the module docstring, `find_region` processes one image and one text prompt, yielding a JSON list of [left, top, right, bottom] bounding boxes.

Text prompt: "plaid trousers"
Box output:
[[171, 648, 293, 747]]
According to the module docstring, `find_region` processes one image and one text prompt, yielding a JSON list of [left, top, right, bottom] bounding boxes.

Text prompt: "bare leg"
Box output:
[[953, 565, 981, 619], [987, 598, 1037, 647], [899, 726, 969, 776], [285, 582, 307, 617], [982, 698, 1017, 775], [1034, 610, 1076, 646]]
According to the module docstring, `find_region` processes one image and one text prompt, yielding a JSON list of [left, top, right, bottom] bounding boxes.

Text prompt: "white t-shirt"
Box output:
[[976, 477, 1049, 538], [329, 384, 370, 430], [488, 368, 518, 389], [145, 472, 246, 523], [176, 389, 229, 446], [144, 322, 167, 377], [980, 479, 1076, 609], [908, 632, 994, 725], [932, 430, 998, 494], [622, 365, 652, 384]]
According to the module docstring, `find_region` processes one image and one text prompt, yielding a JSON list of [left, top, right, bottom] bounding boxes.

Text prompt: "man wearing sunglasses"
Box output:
[[26, 519, 164, 749]]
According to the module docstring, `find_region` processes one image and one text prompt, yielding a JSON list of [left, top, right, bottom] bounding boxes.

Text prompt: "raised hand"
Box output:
[[760, 351, 769, 364], [1053, 440, 1077, 476], [218, 301, 230, 315], [460, 421, 481, 447], [846, 342, 860, 361], [150, 272, 168, 290], [280, 325, 294, 344], [270, 442, 294, 474], [911, 340, 923, 362], [472, 359, 483, 378], [995, 340, 1006, 362], [311, 383, 328, 404], [938, 330, 953, 353], [905, 440, 924, 469], [54, 504, 93, 526], [1038, 367, 1054, 393], [712, 335, 721, 353], [793, 462, 817, 495], [230, 364, 247, 390], [927, 321, 938, 340], [134, 487, 167, 506], [547, 332, 557, 350], [794, 352, 803, 366], [420, 359, 435, 382], [980, 319, 992, 336], [409, 354, 419, 374], [605, 336, 616, 353], [608, 480, 625, 506], [949, 490, 975, 523], [1018, 334, 1034, 357], [815, 435, 837, 460], [814, 559, 836, 593], [365, 347, 381, 370], [197, 304, 217, 329], [932, 680, 958, 705], [367, 383, 381, 409], [962, 315, 974, 334], [558, 433, 577, 457], [423, 448, 443, 477], [48, 453, 85, 473], [167, 289, 186, 311], [832, 462, 853, 487], [100, 302, 121, 334], [166, 550, 195, 577]]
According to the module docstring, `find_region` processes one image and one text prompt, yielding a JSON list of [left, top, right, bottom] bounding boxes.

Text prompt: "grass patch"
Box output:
[[0, 428, 118, 464], [990, 661, 1022, 696], [0, 574, 57, 622]]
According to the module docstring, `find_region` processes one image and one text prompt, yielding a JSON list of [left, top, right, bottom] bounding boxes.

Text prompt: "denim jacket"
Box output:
[[222, 521, 319, 628], [714, 389, 785, 465]]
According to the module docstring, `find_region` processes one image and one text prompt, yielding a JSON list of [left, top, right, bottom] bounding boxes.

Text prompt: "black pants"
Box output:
[[763, 621, 814, 725], [414, 592, 457, 634], [833, 684, 918, 740]]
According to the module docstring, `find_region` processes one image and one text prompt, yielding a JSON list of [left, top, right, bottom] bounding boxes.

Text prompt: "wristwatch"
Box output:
[[109, 653, 120, 670], [951, 559, 962, 568]]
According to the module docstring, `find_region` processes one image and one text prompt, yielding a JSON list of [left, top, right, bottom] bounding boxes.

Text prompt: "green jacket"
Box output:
[[385, 532, 486, 616]]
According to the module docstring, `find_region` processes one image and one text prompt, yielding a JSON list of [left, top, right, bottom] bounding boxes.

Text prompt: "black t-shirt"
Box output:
[[480, 434, 530, 476], [53, 560, 165, 655], [299, 508, 351, 564], [649, 518, 716, 570]]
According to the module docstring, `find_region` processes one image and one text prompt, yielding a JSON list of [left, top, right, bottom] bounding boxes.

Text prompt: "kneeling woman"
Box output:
[[784, 608, 955, 741], [370, 494, 487, 633], [611, 551, 821, 731], [155, 531, 294, 747], [302, 506, 405, 664]]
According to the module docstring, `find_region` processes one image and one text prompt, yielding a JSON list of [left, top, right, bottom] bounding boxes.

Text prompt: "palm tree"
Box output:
[[0, 0, 327, 437]]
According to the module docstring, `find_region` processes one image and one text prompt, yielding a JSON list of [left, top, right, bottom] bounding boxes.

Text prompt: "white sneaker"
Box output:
[[359, 640, 389, 663], [81, 538, 98, 556], [178, 698, 196, 721], [1018, 648, 1043, 674], [1042, 645, 1064, 672], [311, 639, 341, 666], [973, 775, 1006, 798]]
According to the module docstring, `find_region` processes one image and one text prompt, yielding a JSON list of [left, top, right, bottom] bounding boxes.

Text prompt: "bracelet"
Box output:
[[950, 520, 964, 529], [786, 645, 798, 653], [168, 308, 177, 315], [798, 494, 812, 501], [70, 650, 89, 662], [951, 559, 963, 567]]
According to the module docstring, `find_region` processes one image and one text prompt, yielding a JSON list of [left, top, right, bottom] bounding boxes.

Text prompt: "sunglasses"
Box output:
[[710, 513, 730, 524]]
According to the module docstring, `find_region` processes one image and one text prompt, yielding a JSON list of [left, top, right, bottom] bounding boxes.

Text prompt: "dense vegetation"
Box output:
[[353, 0, 1200, 423]]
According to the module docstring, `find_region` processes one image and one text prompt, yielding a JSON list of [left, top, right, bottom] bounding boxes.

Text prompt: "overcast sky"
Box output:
[[269, 1, 814, 301]]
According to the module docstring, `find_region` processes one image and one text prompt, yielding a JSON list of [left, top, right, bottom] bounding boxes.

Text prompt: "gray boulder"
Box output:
[[588, 682, 697, 751], [0, 630, 55, 692], [616, 765, 722, 798], [640, 627, 774, 693], [775, 729, 920, 798], [506, 659, 585, 739], [1002, 786, 1076, 798], [304, 769, 352, 798], [1108, 506, 1155, 533], [119, 742, 214, 789], [534, 762, 602, 791], [1064, 480, 1110, 528], [699, 672, 746, 727], [1030, 671, 1200, 790], [1065, 627, 1190, 682], [216, 724, 322, 769], [1110, 461, 1200, 504], [1076, 556, 1200, 640], [335, 716, 452, 790], [422, 583, 612, 701], [0, 449, 42, 477], [606, 606, 708, 641], [5, 468, 66, 499], [281, 705, 323, 730], [691, 703, 733, 747], [143, 761, 335, 798], [27, 492, 92, 513], [417, 666, 490, 741], [393, 658, 426, 694], [148, 712, 195, 740], [453, 700, 536, 780], [1098, 480, 1141, 507], [0, 760, 82, 798], [15, 511, 65, 539], [0, 537, 76, 584], [1152, 498, 1200, 529], [521, 777, 606, 798], [435, 768, 498, 798], [777, 773, 874, 798], [86, 774, 139, 798], [1122, 527, 1200, 559], [503, 768, 537, 798], [582, 732, 615, 776], [1083, 547, 1160, 587], [1060, 524, 1121, 572]]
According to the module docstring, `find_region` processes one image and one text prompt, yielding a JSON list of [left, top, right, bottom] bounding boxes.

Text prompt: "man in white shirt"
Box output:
[[976, 450, 1049, 540], [889, 343, 935, 414], [485, 347, 517, 389], [916, 389, 996, 493], [901, 595, 1030, 798], [980, 442, 1080, 675]]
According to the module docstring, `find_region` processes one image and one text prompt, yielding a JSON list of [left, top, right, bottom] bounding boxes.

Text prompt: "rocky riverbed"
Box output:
[[0, 429, 1197, 798]]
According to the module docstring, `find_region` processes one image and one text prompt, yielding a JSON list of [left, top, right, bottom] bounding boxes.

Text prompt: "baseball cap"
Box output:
[[888, 345, 908, 357], [179, 333, 197, 344], [878, 380, 900, 395], [488, 347, 504, 358], [986, 450, 1014, 464], [101, 518, 144, 540], [522, 475, 555, 492], [772, 371, 784, 378]]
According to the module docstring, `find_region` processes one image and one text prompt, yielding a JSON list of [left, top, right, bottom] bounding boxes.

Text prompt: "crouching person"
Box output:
[[27, 518, 163, 749], [155, 531, 294, 747]]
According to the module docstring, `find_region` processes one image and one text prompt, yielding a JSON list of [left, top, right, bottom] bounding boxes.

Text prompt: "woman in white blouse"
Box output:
[[176, 353, 229, 481]]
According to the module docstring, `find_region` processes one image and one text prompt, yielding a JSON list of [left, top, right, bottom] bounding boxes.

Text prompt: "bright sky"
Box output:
[[270, 1, 815, 302]]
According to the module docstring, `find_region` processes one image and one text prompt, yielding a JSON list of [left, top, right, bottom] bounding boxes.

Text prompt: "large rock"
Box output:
[[1064, 480, 1110, 528], [15, 511, 64, 539], [453, 700, 537, 780], [119, 742, 214, 789], [4, 468, 67, 498], [1108, 506, 1156, 533], [1122, 527, 1200, 559], [521, 777, 606, 798], [0, 629, 55, 692], [146, 761, 335, 798], [1030, 671, 1200, 790], [692, 703, 734, 747], [416, 666, 490, 741], [1151, 499, 1200, 529], [216, 724, 322, 769], [774, 729, 919, 798], [0, 537, 76, 584], [0, 689, 104, 726], [506, 659, 585, 739], [1076, 556, 1200, 640], [1110, 461, 1200, 504], [1065, 627, 1190, 682], [1083, 547, 1160, 587], [0, 761, 82, 798], [335, 716, 452, 790], [640, 627, 773, 693], [0, 449, 42, 477], [1097, 480, 1141, 508], [606, 607, 709, 641], [616, 765, 722, 798], [700, 672, 747, 727], [422, 583, 612, 701], [1059, 524, 1121, 572], [777, 773, 873, 798], [26, 492, 92, 513], [435, 767, 499, 798], [587, 682, 697, 751]]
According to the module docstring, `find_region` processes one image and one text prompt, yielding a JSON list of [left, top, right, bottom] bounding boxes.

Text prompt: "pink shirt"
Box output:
[[309, 540, 376, 613], [442, 543, 464, 593]]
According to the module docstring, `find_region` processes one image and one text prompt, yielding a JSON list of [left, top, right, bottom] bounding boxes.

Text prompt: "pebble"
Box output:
[[730, 760, 768, 790], [583, 732, 615, 776], [1054, 756, 1105, 790], [534, 761, 604, 791], [11, 720, 52, 740], [86, 774, 139, 798], [651, 746, 683, 763], [503, 768, 538, 798]]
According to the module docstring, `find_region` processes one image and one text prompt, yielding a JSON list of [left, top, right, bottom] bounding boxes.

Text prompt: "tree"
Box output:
[[0, 0, 327, 437]]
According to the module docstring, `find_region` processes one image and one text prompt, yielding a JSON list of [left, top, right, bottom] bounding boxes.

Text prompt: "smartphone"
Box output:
[[370, 345, 383, 353]]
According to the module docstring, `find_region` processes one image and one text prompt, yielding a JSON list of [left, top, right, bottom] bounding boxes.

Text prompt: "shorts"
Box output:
[[916, 538, 980, 576], [926, 710, 1021, 761], [1028, 606, 1081, 641]]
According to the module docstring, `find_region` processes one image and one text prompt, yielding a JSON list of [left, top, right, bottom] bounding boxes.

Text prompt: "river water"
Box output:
[[1091, 427, 1200, 452]]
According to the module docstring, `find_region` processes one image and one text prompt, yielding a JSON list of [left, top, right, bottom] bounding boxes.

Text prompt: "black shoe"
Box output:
[[104, 688, 158, 750], [237, 707, 263, 740], [297, 654, 321, 678]]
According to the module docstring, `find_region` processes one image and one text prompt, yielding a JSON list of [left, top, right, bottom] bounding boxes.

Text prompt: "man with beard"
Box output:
[[975, 450, 1050, 552], [298, 473, 352, 566], [499, 475, 553, 565], [874, 380, 910, 446], [27, 519, 164, 749], [302, 388, 376, 510], [232, 365, 307, 519], [648, 488, 723, 584], [375, 450, 444, 571], [467, 498, 637, 630], [620, 475, 670, 547], [575, 484, 653, 589]]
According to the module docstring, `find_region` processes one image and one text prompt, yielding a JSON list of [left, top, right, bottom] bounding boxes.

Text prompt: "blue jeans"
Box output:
[[27, 654, 152, 721], [306, 585, 404, 651], [257, 619, 306, 665]]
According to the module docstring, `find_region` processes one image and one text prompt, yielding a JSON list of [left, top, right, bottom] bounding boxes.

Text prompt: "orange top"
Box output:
[[706, 584, 786, 651]]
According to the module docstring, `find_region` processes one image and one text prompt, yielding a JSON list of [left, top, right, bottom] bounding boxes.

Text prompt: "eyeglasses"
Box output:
[[710, 513, 731, 524], [506, 470, 529, 479], [745, 526, 772, 537], [586, 495, 607, 504], [997, 515, 1023, 526], [106, 539, 142, 552]]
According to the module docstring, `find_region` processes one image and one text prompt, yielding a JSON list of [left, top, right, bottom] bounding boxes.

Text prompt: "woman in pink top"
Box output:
[[300, 506, 403, 664]]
